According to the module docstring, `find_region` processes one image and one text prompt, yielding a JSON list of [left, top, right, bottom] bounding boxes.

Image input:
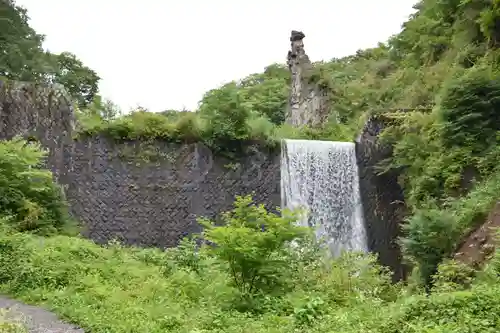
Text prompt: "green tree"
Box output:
[[238, 64, 290, 124], [47, 52, 100, 107], [0, 138, 72, 235], [0, 1, 101, 107], [199, 195, 308, 299], [0, 0, 48, 81], [439, 67, 500, 150], [198, 82, 253, 151], [77, 95, 120, 121], [401, 208, 461, 288]]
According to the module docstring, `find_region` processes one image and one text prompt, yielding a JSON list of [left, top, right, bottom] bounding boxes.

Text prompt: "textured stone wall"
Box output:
[[0, 80, 74, 183], [67, 138, 280, 247], [0, 80, 281, 248], [355, 115, 408, 281]]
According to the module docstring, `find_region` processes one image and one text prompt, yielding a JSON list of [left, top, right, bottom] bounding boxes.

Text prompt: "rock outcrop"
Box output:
[[285, 30, 330, 127], [355, 115, 408, 281], [0, 80, 75, 184]]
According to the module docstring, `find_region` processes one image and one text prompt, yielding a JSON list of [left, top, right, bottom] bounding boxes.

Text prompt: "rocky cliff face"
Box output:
[[355, 115, 408, 281], [0, 80, 74, 184], [285, 30, 330, 127], [67, 138, 281, 248]]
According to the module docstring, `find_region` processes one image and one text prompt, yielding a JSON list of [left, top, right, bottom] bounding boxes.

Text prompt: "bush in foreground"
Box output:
[[0, 194, 399, 333], [0, 138, 73, 235], [2, 192, 500, 332], [379, 284, 500, 333], [199, 195, 309, 304], [3, 229, 500, 333]]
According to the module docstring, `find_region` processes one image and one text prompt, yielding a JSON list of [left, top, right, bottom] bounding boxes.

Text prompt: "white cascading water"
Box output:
[[280, 139, 367, 256]]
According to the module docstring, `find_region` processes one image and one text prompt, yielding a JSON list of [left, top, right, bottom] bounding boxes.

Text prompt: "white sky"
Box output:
[[16, 0, 417, 112]]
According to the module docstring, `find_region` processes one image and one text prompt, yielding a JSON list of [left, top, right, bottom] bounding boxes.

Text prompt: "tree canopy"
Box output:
[[0, 0, 100, 107]]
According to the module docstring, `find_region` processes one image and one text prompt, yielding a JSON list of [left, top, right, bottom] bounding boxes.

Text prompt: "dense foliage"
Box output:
[[199, 196, 309, 304], [1, 193, 500, 332], [0, 0, 100, 107], [0, 138, 73, 235], [75, 66, 353, 153], [3, 0, 500, 331]]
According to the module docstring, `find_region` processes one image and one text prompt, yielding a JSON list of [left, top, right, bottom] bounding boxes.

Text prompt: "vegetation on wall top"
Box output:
[[75, 63, 354, 154]]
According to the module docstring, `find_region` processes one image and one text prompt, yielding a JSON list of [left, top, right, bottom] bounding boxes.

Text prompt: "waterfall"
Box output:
[[280, 139, 367, 256]]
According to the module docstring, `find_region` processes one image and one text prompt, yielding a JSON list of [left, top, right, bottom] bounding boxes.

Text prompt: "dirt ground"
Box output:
[[453, 201, 500, 268]]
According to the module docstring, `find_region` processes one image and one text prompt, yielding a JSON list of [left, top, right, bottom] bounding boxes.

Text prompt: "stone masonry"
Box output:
[[68, 138, 280, 247], [0, 79, 281, 248]]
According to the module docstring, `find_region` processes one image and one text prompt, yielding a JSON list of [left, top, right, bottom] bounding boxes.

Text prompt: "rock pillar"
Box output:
[[285, 30, 329, 127]]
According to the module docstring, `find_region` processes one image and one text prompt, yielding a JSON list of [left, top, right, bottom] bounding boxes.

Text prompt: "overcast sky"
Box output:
[[16, 0, 417, 112]]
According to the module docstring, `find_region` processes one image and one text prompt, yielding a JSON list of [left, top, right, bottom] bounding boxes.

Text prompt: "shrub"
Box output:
[[80, 110, 179, 141], [198, 83, 256, 154], [432, 259, 476, 292], [400, 208, 461, 287], [0, 231, 285, 332], [0, 138, 73, 235], [199, 195, 309, 302], [293, 296, 325, 327], [480, 238, 500, 283], [78, 105, 280, 157], [398, 168, 500, 287], [439, 67, 500, 150], [379, 284, 500, 333], [163, 237, 210, 275]]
